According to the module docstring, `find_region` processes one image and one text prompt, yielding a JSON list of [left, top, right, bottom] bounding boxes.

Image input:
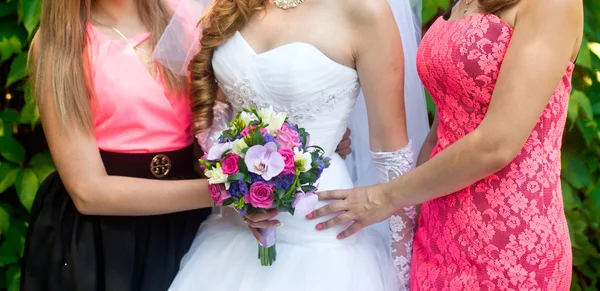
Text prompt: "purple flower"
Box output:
[[286, 123, 297, 131], [249, 173, 266, 183], [273, 174, 295, 190], [218, 135, 243, 143], [292, 188, 318, 217], [207, 142, 231, 161], [228, 180, 248, 197], [315, 157, 331, 180], [263, 134, 277, 145], [244, 142, 285, 181]]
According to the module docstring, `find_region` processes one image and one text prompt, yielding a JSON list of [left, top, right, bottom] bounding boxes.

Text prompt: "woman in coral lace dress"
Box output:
[[310, 0, 582, 289]]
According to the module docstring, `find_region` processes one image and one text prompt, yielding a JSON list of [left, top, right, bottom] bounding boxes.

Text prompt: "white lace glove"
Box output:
[[195, 101, 234, 151], [371, 141, 416, 291]]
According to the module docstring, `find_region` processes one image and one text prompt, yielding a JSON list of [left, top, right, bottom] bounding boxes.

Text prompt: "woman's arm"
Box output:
[[40, 87, 214, 217], [348, 0, 409, 151], [310, 0, 583, 238]]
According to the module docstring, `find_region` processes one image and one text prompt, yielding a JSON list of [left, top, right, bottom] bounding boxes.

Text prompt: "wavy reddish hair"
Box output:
[[189, 0, 267, 133]]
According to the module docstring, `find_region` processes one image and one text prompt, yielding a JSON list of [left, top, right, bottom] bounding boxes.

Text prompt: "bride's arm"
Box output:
[[346, 1, 414, 289]]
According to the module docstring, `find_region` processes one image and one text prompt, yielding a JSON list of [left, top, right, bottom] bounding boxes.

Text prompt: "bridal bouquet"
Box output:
[[200, 106, 330, 266]]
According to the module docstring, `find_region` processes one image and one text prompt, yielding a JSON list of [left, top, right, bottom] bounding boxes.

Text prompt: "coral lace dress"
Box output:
[[411, 12, 573, 291]]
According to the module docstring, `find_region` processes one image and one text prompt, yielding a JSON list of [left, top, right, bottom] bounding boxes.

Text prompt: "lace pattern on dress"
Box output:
[[217, 74, 359, 124], [371, 141, 415, 291]]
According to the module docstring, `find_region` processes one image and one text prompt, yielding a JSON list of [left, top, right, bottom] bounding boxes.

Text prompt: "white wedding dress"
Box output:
[[168, 31, 399, 291]]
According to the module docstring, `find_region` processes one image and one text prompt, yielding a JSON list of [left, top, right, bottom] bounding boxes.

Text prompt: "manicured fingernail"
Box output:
[[276, 222, 282, 227], [258, 241, 263, 247], [306, 213, 313, 219], [336, 234, 342, 239], [316, 223, 323, 230]]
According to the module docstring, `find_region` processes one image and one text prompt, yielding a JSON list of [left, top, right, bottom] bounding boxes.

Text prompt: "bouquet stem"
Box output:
[[258, 227, 277, 266]]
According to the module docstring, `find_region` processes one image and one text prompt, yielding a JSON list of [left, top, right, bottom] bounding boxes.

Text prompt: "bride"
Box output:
[[155, 0, 428, 290]]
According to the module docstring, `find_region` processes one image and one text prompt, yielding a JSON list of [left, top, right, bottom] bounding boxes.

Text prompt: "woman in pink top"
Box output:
[[19, 0, 353, 290], [310, 0, 581, 289]]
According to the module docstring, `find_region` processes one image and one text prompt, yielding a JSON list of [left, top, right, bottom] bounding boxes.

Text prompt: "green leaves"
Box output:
[[6, 53, 28, 88], [21, 0, 42, 37], [0, 136, 26, 164], [16, 168, 39, 212]]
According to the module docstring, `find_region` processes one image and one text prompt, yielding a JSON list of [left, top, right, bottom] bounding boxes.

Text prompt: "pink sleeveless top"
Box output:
[[87, 0, 193, 153], [412, 14, 573, 290]]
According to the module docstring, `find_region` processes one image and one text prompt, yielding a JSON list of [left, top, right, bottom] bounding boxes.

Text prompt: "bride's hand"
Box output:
[[306, 184, 396, 239], [336, 128, 352, 159], [244, 209, 280, 245]]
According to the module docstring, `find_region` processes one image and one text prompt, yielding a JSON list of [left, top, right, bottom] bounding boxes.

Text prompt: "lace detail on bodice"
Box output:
[[371, 142, 415, 291], [217, 74, 359, 124], [411, 14, 573, 290], [211, 32, 360, 155]]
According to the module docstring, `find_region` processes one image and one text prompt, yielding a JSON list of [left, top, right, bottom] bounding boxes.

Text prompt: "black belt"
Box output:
[[99, 145, 197, 179]]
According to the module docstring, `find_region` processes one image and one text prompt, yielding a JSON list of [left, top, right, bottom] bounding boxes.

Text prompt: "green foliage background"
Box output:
[[0, 0, 598, 290]]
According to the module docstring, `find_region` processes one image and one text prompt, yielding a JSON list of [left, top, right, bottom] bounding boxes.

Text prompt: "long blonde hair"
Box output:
[[31, 0, 181, 131], [189, 0, 267, 133]]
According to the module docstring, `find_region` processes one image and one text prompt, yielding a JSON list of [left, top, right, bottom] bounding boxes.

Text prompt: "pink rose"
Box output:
[[276, 126, 301, 149], [221, 153, 239, 175], [208, 184, 230, 205], [245, 182, 274, 209], [278, 148, 296, 175], [241, 126, 267, 137]]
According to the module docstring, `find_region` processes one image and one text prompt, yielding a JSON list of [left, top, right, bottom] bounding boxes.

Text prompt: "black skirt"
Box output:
[[20, 146, 211, 291]]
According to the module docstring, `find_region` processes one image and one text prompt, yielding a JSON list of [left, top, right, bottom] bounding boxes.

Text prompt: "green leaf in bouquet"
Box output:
[[241, 147, 250, 155], [222, 198, 235, 206], [298, 171, 317, 184], [249, 120, 261, 126], [228, 173, 245, 182], [278, 204, 294, 216], [301, 185, 316, 193], [221, 130, 236, 141], [251, 130, 265, 145], [234, 196, 246, 210], [276, 188, 285, 199], [238, 156, 248, 172]]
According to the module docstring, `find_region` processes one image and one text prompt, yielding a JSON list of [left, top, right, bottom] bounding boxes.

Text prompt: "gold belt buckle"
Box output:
[[150, 154, 171, 178]]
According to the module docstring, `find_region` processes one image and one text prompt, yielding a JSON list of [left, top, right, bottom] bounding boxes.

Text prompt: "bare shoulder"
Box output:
[[518, 0, 582, 23], [337, 0, 395, 27]]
